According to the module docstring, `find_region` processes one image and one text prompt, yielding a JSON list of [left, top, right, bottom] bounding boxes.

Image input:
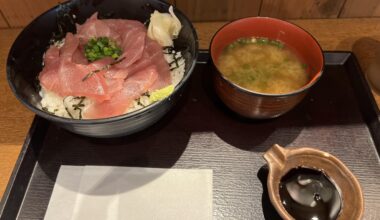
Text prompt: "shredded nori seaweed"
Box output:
[[72, 96, 86, 119], [63, 96, 86, 119], [163, 46, 183, 71], [41, 107, 56, 115], [65, 107, 74, 119]]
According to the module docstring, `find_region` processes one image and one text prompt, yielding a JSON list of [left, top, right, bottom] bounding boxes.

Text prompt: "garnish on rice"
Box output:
[[84, 37, 122, 62]]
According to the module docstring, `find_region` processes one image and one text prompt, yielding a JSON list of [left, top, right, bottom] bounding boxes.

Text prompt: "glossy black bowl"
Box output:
[[7, 0, 198, 137]]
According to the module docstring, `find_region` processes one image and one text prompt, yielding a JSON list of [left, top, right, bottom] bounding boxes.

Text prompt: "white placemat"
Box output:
[[44, 165, 213, 220]]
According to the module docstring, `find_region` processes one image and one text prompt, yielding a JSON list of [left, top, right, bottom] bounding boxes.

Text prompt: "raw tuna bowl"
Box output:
[[7, 0, 198, 137]]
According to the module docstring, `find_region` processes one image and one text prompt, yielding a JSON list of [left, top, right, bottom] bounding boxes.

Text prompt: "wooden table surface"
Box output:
[[1, 18, 380, 200]]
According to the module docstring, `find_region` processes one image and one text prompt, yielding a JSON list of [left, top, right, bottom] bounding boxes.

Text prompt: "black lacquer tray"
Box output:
[[1, 51, 379, 220]]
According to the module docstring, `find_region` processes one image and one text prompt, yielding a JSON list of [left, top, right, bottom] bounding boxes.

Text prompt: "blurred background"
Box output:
[[0, 0, 380, 28]]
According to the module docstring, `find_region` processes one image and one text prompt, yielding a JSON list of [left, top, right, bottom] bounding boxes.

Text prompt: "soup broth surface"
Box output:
[[217, 37, 309, 94]]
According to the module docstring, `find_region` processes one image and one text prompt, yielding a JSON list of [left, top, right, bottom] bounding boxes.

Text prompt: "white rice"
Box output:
[[39, 48, 185, 119]]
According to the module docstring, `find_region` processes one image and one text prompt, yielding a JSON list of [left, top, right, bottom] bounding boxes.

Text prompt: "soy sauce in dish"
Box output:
[[279, 167, 342, 220]]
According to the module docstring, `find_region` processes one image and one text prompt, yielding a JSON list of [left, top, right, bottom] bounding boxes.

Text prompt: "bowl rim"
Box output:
[[209, 16, 325, 98], [6, 0, 199, 124]]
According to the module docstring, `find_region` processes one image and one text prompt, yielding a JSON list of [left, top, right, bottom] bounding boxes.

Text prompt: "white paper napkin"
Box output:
[[44, 166, 213, 220]]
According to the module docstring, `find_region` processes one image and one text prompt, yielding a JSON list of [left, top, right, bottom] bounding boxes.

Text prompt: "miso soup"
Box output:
[[217, 37, 309, 94]]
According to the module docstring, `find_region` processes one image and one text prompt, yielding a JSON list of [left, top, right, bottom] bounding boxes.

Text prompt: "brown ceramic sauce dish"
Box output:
[[264, 144, 364, 220], [210, 17, 324, 119]]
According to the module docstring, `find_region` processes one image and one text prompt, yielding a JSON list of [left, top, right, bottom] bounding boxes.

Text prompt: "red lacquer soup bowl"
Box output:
[[210, 17, 324, 119]]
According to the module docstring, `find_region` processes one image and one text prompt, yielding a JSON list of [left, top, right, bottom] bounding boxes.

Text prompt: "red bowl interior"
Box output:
[[210, 17, 324, 91]]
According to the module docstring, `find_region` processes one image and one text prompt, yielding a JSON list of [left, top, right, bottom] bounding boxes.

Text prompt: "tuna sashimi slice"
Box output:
[[76, 13, 121, 44], [144, 39, 172, 90], [60, 33, 80, 62], [114, 28, 146, 69], [58, 57, 117, 101], [76, 13, 146, 70], [104, 67, 130, 79], [44, 45, 60, 67], [104, 77, 124, 96], [39, 43, 66, 93], [121, 38, 171, 90], [39, 62, 61, 93], [72, 47, 88, 65], [40, 56, 113, 102], [103, 19, 145, 35], [84, 65, 159, 119]]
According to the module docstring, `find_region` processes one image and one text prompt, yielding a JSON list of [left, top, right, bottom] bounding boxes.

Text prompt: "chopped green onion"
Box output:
[[257, 38, 269, 44], [84, 37, 122, 62]]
